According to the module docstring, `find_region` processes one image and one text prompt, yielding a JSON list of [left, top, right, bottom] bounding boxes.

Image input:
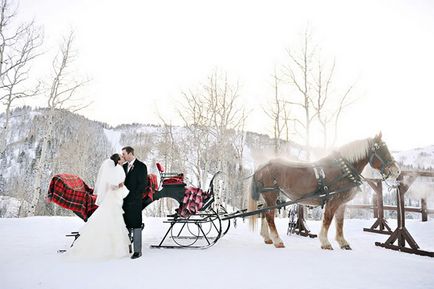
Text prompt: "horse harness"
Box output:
[[305, 156, 364, 208], [257, 140, 394, 209], [259, 155, 364, 208]]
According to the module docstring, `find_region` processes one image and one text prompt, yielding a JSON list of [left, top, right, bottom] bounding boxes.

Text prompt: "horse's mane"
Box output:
[[336, 138, 372, 163], [257, 138, 373, 169]]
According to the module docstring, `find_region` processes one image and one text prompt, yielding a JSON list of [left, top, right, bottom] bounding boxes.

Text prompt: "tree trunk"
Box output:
[[27, 109, 54, 216], [0, 100, 12, 154]]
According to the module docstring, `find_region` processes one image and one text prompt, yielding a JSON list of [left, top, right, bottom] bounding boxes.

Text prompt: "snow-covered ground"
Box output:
[[1, 217, 434, 289]]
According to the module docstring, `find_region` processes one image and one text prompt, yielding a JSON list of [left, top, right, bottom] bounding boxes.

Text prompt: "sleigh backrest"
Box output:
[[155, 162, 185, 186]]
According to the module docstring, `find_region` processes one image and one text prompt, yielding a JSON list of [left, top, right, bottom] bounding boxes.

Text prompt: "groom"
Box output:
[[121, 146, 148, 259]]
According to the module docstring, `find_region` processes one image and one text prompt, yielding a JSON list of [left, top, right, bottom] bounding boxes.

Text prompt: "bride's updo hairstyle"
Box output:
[[110, 153, 121, 166]]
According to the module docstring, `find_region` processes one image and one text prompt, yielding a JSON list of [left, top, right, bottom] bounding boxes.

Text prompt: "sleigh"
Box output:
[[47, 163, 229, 249]]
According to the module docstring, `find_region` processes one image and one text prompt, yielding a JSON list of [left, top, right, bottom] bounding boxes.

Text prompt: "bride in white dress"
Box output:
[[66, 154, 130, 260]]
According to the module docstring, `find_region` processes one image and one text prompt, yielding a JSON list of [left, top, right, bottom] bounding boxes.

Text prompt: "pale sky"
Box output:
[[11, 0, 434, 151]]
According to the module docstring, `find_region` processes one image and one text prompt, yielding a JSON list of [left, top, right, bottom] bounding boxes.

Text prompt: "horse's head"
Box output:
[[368, 132, 401, 180]]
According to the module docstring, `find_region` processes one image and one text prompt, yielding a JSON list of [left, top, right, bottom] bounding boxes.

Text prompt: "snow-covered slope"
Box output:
[[0, 107, 303, 217], [1, 107, 433, 218]]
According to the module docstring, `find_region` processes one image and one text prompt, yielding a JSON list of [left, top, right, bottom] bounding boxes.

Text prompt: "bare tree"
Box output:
[[282, 26, 356, 156], [157, 115, 182, 173], [178, 69, 247, 208], [312, 54, 357, 150], [331, 84, 355, 147], [202, 70, 247, 206], [27, 32, 88, 216], [154, 117, 183, 217], [230, 115, 248, 209], [282, 27, 316, 159], [312, 57, 335, 149], [264, 67, 291, 155], [178, 88, 212, 188], [0, 0, 42, 154]]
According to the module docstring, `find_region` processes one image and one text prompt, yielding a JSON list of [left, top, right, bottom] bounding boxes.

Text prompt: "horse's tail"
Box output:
[[248, 174, 260, 231]]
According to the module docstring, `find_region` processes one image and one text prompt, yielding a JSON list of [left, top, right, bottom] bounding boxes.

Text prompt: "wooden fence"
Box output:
[[348, 169, 434, 222], [350, 170, 434, 257], [347, 199, 434, 222]]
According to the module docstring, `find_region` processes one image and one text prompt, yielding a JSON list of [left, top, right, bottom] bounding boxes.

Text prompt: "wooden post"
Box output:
[[421, 198, 428, 222], [372, 194, 378, 219], [364, 179, 392, 234], [292, 205, 317, 238], [375, 172, 434, 257], [376, 181, 386, 230]]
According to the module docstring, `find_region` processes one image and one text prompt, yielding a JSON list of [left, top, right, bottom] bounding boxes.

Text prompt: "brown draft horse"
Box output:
[[248, 133, 401, 250]]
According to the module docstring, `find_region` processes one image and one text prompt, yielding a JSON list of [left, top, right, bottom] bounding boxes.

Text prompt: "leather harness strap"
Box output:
[[313, 165, 329, 208]]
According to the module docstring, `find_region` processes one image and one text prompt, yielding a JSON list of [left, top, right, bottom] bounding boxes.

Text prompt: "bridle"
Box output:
[[368, 140, 396, 180]]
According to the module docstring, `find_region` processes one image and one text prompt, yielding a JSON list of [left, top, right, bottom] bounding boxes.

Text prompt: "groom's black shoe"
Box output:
[[131, 252, 142, 259]]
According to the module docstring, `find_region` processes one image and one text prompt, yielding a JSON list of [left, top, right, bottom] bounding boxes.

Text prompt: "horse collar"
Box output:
[[336, 156, 363, 186]]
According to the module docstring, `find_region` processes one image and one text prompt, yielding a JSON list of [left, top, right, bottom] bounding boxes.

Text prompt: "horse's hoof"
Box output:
[[264, 240, 273, 245], [321, 245, 334, 250], [274, 243, 285, 248], [341, 245, 352, 250]]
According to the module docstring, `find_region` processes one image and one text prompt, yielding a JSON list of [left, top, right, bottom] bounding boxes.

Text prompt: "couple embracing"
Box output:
[[66, 146, 147, 260]]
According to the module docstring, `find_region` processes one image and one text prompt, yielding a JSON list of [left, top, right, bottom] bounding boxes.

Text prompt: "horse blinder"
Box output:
[[369, 141, 397, 179]]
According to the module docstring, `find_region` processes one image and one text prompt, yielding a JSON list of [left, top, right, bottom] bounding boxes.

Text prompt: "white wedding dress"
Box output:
[[65, 159, 130, 261]]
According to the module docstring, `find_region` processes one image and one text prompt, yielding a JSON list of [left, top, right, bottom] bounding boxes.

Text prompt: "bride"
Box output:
[[65, 154, 130, 260]]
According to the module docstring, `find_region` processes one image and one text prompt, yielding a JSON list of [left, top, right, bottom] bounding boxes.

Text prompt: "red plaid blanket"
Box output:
[[144, 173, 158, 200], [47, 173, 158, 221], [178, 187, 209, 218], [46, 174, 97, 221]]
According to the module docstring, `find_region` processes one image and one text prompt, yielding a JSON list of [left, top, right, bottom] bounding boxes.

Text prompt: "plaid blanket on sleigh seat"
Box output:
[[46, 174, 97, 221], [178, 187, 210, 218]]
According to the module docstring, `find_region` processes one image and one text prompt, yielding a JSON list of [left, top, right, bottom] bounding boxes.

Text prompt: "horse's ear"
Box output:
[[375, 131, 383, 141]]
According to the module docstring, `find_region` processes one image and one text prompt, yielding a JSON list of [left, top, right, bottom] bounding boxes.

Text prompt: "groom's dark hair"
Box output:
[[122, 146, 134, 155]]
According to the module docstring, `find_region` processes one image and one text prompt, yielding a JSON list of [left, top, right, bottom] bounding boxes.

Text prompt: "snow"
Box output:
[[1, 217, 433, 289], [2, 158, 18, 179], [394, 146, 434, 170], [0, 196, 21, 217], [27, 146, 36, 159], [103, 128, 122, 152]]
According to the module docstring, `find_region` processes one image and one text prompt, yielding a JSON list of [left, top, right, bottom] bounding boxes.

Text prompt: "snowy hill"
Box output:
[[391, 147, 434, 200], [0, 107, 303, 217], [394, 146, 434, 170], [1, 106, 434, 218], [0, 216, 433, 289]]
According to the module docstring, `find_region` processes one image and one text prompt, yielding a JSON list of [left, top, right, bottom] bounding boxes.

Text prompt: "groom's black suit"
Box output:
[[122, 159, 147, 229]]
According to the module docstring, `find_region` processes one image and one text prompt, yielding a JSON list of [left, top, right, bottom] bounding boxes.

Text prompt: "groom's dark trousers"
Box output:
[[123, 159, 147, 258]]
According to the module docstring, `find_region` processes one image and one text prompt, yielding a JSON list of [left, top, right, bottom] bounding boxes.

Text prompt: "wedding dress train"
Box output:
[[65, 159, 130, 261]]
